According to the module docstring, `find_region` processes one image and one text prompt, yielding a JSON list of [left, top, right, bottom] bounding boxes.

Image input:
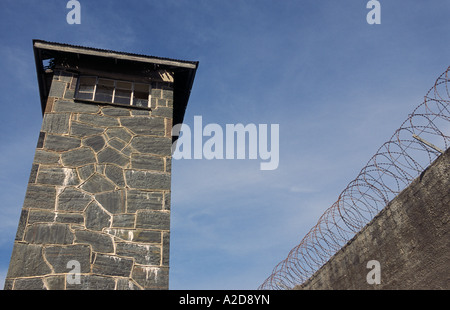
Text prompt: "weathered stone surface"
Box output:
[[80, 173, 116, 194], [152, 106, 173, 118], [61, 147, 97, 167], [95, 190, 125, 214], [105, 127, 133, 143], [57, 187, 92, 212], [66, 275, 116, 290], [44, 244, 91, 273], [116, 242, 161, 265], [54, 212, 85, 224], [105, 228, 160, 243], [105, 164, 125, 187], [23, 185, 56, 210], [127, 190, 163, 212], [44, 134, 81, 152], [92, 254, 134, 277], [102, 107, 131, 117], [53, 100, 99, 113], [129, 136, 172, 156], [132, 266, 168, 289], [164, 191, 171, 210], [70, 121, 104, 137], [33, 149, 60, 164], [108, 137, 127, 151], [48, 80, 67, 98], [136, 210, 170, 230], [162, 232, 170, 266], [6, 243, 51, 278], [125, 170, 170, 190], [41, 113, 70, 134], [78, 114, 120, 127], [116, 278, 139, 290], [97, 147, 129, 167], [120, 116, 165, 136], [85, 201, 111, 231], [14, 209, 29, 241], [82, 135, 106, 152], [13, 278, 46, 290], [75, 230, 114, 253], [28, 163, 39, 184], [111, 214, 135, 228], [44, 276, 66, 290], [24, 223, 74, 245], [27, 210, 55, 224], [36, 167, 79, 186], [131, 154, 164, 171], [77, 164, 96, 181]]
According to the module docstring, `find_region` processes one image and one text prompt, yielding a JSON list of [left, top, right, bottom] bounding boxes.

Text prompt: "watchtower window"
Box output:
[[75, 76, 151, 108]]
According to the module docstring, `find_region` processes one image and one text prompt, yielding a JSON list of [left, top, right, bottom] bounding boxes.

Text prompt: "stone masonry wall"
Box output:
[[295, 148, 450, 290], [5, 69, 175, 290]]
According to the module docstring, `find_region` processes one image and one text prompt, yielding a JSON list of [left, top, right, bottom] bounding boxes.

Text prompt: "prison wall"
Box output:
[[295, 148, 450, 290]]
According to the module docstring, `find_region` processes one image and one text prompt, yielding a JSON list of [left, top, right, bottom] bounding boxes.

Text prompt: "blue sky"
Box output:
[[0, 0, 449, 289]]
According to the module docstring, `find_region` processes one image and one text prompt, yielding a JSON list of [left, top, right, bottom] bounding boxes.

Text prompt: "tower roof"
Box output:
[[33, 39, 199, 125]]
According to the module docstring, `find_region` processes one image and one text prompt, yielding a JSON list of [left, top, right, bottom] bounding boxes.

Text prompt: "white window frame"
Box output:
[[75, 76, 152, 108]]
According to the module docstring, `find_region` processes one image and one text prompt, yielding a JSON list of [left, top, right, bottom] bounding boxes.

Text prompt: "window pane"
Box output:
[[78, 77, 96, 92], [76, 92, 94, 100], [116, 81, 132, 90], [134, 83, 149, 93], [95, 84, 113, 102], [98, 78, 115, 87], [114, 89, 131, 105]]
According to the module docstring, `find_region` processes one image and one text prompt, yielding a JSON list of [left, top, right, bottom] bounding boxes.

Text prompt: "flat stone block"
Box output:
[[66, 274, 116, 290], [116, 242, 161, 265], [102, 107, 131, 117], [104, 228, 161, 243], [53, 100, 99, 113], [75, 230, 114, 253], [44, 244, 91, 273], [36, 167, 79, 186], [97, 147, 129, 167], [105, 127, 133, 143], [111, 214, 135, 228], [132, 266, 168, 289], [24, 223, 74, 245], [131, 154, 164, 171], [6, 243, 51, 278], [136, 210, 170, 230], [41, 113, 70, 134], [78, 114, 120, 127], [120, 116, 165, 136], [130, 136, 172, 156], [61, 147, 97, 167], [95, 190, 126, 214], [33, 150, 60, 164], [105, 164, 125, 187], [12, 278, 46, 290], [57, 187, 93, 212], [84, 201, 112, 231], [44, 134, 81, 152], [23, 185, 56, 210], [82, 135, 106, 152], [127, 190, 163, 212], [70, 121, 105, 138], [125, 170, 171, 190], [92, 254, 134, 277], [80, 173, 116, 194]]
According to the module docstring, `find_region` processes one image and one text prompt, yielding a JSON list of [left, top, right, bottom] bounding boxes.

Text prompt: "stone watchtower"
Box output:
[[4, 40, 198, 290]]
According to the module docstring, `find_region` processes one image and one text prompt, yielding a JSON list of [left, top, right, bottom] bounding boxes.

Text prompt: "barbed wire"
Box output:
[[258, 66, 450, 290]]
